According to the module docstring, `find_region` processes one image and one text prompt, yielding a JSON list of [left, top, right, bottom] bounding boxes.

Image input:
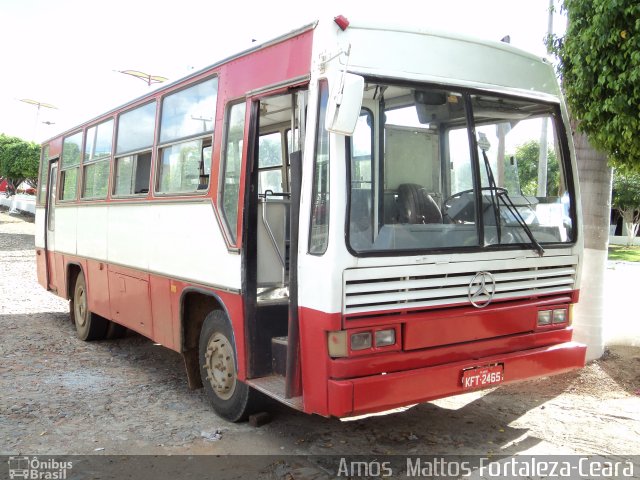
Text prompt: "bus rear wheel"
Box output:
[[199, 310, 257, 422], [70, 271, 108, 341]]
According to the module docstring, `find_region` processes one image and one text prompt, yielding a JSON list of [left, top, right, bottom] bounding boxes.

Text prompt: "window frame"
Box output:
[[154, 75, 218, 196], [308, 79, 331, 256], [257, 129, 287, 195], [345, 107, 375, 252], [343, 79, 579, 257], [112, 148, 153, 198], [37, 144, 50, 206], [217, 98, 247, 247], [59, 130, 83, 202], [81, 118, 114, 200], [115, 100, 158, 157], [155, 135, 213, 195], [158, 76, 218, 145]]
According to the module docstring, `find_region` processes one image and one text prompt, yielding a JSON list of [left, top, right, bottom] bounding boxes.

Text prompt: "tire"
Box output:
[[70, 271, 108, 341], [105, 321, 128, 340], [199, 310, 257, 422]]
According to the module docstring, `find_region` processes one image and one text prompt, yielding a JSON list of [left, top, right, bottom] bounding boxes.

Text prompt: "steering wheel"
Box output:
[[443, 187, 508, 223], [443, 187, 508, 206]]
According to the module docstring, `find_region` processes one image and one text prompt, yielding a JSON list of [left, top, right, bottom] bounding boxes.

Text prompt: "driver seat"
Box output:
[[396, 183, 442, 224]]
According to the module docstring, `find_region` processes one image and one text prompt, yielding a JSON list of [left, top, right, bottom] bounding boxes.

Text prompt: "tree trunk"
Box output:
[[621, 209, 639, 246], [572, 127, 611, 360]]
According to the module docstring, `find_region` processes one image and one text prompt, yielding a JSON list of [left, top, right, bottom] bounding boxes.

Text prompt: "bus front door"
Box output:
[[45, 160, 58, 291]]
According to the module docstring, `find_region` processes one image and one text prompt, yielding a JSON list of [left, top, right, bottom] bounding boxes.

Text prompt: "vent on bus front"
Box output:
[[343, 256, 578, 316]]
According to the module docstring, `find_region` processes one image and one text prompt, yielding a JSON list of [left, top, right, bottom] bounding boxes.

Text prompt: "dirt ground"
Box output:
[[1, 208, 639, 463]]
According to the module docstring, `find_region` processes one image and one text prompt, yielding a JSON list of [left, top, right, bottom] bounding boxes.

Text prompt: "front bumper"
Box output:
[[327, 341, 586, 417]]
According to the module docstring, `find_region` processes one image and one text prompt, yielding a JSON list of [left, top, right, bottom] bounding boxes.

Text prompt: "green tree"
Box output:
[[0, 134, 40, 188], [545, 0, 640, 360], [549, 0, 640, 170], [612, 170, 640, 246], [258, 136, 282, 168], [514, 141, 560, 196]]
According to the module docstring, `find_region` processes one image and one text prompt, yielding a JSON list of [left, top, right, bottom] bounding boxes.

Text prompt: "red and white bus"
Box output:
[[35, 17, 586, 421]]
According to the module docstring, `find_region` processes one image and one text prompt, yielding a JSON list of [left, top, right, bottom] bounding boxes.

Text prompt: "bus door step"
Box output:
[[247, 373, 303, 411], [271, 336, 288, 376]]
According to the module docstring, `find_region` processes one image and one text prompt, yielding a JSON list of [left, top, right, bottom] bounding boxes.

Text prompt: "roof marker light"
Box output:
[[334, 15, 350, 31]]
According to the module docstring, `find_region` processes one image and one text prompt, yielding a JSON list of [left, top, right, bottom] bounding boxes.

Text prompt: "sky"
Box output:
[[0, 0, 566, 143]]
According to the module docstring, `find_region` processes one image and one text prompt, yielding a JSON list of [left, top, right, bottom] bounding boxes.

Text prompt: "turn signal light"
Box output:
[[328, 331, 348, 358]]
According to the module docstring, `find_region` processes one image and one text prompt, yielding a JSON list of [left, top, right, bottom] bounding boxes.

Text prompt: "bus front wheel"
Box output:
[[70, 271, 108, 341], [199, 310, 257, 422]]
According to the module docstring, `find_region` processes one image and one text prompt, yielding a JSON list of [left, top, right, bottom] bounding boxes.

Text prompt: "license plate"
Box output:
[[461, 364, 503, 389]]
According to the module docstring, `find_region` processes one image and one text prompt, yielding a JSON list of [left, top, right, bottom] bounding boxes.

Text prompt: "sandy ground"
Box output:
[[1, 209, 639, 472]]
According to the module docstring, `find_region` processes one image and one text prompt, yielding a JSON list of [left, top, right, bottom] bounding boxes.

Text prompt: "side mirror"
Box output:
[[325, 73, 364, 136]]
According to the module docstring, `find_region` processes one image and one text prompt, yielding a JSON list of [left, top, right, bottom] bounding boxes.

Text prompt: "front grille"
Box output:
[[343, 255, 577, 315]]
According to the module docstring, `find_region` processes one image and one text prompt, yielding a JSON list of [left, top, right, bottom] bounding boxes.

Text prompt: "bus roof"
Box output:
[[43, 17, 557, 145]]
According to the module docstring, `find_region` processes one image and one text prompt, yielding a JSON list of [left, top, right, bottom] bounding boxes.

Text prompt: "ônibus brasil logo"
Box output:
[[8, 456, 72, 480]]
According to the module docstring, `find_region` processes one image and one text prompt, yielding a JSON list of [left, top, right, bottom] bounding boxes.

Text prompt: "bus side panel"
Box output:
[[150, 275, 176, 351], [298, 307, 342, 416], [36, 248, 47, 289], [107, 265, 153, 338], [34, 208, 47, 289], [54, 253, 66, 297], [86, 259, 111, 320]]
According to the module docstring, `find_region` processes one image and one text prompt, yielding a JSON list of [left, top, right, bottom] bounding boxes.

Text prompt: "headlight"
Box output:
[[537, 310, 552, 326], [328, 326, 399, 357], [375, 329, 396, 347], [553, 309, 567, 324], [351, 332, 372, 351]]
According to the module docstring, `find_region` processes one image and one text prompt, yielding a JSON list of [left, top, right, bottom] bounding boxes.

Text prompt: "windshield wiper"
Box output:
[[496, 190, 545, 257], [478, 138, 544, 257]]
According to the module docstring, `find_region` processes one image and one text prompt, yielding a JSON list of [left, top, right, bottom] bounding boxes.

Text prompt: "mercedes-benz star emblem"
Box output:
[[468, 271, 496, 308]]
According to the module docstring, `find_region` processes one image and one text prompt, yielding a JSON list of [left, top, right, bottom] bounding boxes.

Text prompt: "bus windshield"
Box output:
[[347, 82, 575, 254]]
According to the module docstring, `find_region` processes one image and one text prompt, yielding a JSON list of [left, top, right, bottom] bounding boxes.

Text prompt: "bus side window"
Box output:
[[82, 119, 113, 200], [156, 77, 218, 195], [113, 152, 152, 196], [114, 102, 157, 196], [60, 131, 82, 201]]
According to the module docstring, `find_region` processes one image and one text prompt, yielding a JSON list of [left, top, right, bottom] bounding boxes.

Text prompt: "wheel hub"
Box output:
[[204, 332, 236, 400], [75, 286, 87, 327]]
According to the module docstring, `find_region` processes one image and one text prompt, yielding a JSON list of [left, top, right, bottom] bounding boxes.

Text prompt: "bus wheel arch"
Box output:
[[65, 262, 83, 304], [180, 290, 228, 390], [69, 267, 108, 341]]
